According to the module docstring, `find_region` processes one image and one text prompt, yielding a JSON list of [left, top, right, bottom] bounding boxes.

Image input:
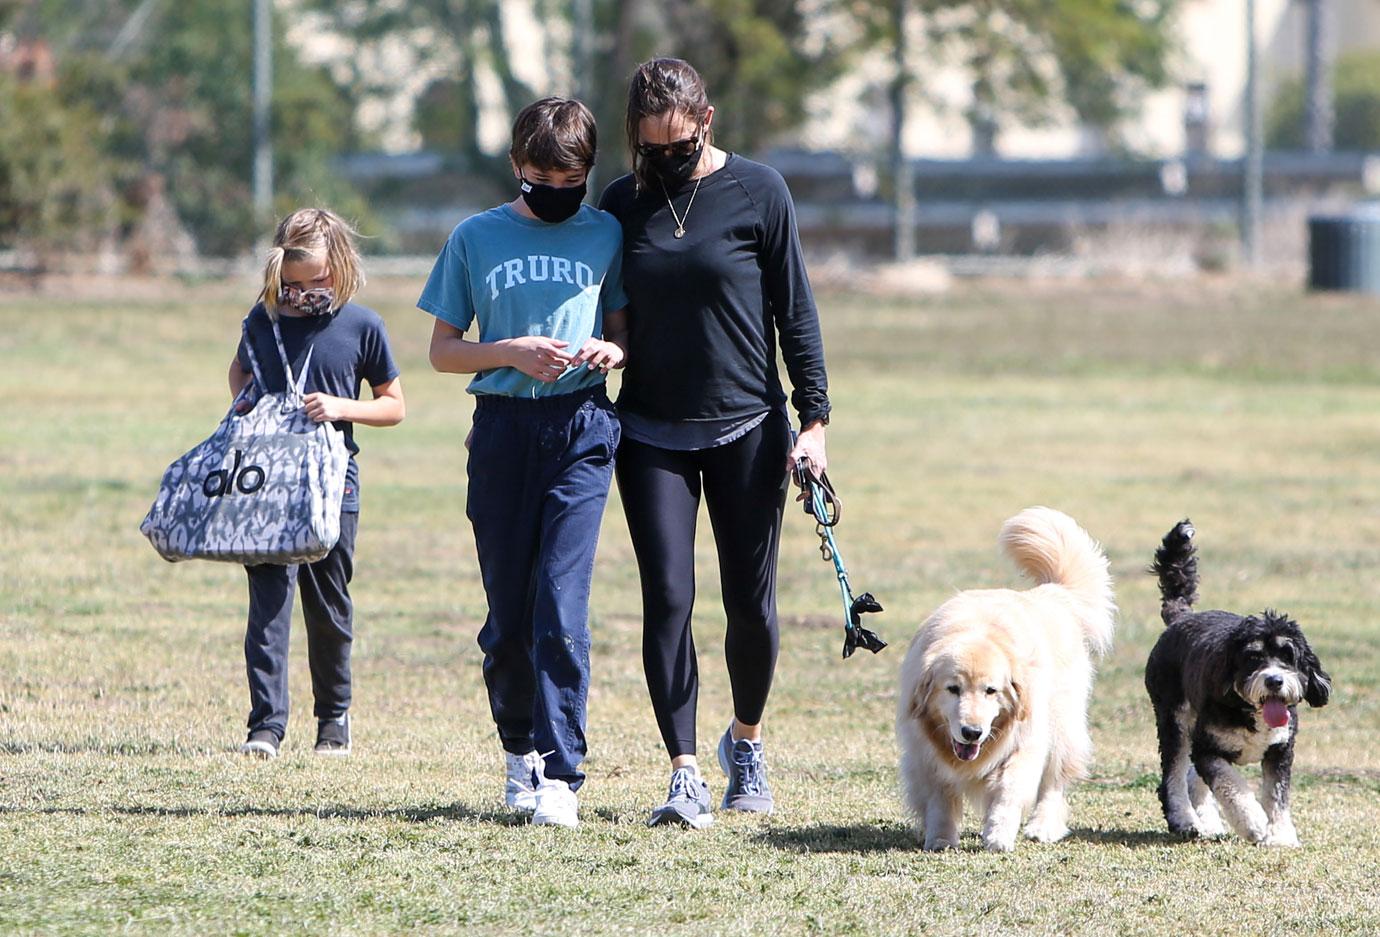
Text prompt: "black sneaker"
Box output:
[[240, 728, 279, 759], [314, 713, 351, 756]]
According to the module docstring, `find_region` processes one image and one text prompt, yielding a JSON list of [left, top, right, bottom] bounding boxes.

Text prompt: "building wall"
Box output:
[[289, 0, 1380, 161], [798, 0, 1380, 161]]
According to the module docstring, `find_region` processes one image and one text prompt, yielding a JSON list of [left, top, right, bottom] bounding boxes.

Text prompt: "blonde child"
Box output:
[[228, 208, 405, 757]]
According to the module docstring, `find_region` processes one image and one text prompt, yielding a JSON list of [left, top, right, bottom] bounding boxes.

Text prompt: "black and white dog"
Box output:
[[1145, 520, 1330, 847]]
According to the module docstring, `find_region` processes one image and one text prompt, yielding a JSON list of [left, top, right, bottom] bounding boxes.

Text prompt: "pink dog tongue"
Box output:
[[954, 741, 980, 761], [1263, 700, 1289, 728]]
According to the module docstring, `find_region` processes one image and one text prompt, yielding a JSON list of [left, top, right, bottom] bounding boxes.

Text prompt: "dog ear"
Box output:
[[1183, 619, 1237, 708], [908, 669, 934, 720], [1299, 635, 1332, 708], [1008, 667, 1031, 723]]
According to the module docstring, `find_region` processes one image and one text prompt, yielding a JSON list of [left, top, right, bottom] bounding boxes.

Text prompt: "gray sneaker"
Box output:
[[647, 767, 714, 829], [717, 726, 774, 813]]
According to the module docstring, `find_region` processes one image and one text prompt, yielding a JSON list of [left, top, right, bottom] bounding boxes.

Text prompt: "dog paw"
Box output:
[[1023, 819, 1070, 843], [982, 833, 1017, 853], [1192, 804, 1227, 838], [1261, 827, 1300, 848], [923, 837, 959, 852], [1166, 819, 1200, 839], [1194, 817, 1227, 838]]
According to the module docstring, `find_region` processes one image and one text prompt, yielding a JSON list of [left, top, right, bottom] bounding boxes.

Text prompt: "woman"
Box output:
[[599, 57, 831, 828]]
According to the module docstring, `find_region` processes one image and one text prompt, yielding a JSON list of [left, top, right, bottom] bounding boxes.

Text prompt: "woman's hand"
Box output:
[[503, 336, 572, 382], [788, 420, 827, 478], [572, 337, 626, 373]]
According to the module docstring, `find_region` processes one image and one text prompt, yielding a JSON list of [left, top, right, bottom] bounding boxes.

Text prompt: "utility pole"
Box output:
[[1304, 0, 1334, 153], [1241, 0, 1263, 268], [572, 0, 593, 100], [891, 0, 915, 262], [572, 0, 595, 194], [252, 0, 273, 227]]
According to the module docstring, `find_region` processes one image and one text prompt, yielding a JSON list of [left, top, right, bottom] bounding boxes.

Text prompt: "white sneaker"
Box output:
[[532, 779, 579, 828], [505, 750, 545, 814]]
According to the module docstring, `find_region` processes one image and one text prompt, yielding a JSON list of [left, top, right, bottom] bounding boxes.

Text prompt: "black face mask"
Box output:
[[645, 139, 704, 187], [520, 175, 587, 223]]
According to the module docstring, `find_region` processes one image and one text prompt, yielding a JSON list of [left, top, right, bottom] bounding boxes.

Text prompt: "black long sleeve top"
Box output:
[[598, 154, 831, 428]]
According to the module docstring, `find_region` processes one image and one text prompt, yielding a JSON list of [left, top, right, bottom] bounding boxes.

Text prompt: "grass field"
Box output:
[[2, 275, 1379, 935]]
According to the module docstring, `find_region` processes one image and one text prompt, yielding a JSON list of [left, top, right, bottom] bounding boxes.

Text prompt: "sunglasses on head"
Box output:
[[636, 128, 703, 160]]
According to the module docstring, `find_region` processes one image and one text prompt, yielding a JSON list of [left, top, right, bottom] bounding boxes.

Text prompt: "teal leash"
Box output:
[[795, 456, 887, 659]]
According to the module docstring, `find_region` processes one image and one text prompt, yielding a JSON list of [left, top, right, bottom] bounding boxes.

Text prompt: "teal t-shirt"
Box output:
[[417, 202, 629, 398]]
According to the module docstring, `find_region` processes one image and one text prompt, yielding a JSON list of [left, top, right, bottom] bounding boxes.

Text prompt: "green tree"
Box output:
[[851, 0, 1178, 153], [313, 0, 856, 182], [119, 0, 367, 254], [5, 0, 370, 256], [1268, 51, 1380, 151], [655, 1, 851, 155], [311, 0, 541, 184], [0, 74, 115, 256], [0, 2, 116, 255]]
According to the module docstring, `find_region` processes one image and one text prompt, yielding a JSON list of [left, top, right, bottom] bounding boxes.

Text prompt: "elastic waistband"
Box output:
[[473, 384, 609, 417]]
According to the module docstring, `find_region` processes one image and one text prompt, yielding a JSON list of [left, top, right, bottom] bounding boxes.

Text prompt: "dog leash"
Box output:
[[793, 453, 887, 659]]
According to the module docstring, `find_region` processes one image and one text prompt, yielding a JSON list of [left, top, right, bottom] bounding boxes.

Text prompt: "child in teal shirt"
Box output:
[[419, 97, 627, 828]]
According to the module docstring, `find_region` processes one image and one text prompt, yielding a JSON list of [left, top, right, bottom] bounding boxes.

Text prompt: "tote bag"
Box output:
[[140, 316, 348, 565]]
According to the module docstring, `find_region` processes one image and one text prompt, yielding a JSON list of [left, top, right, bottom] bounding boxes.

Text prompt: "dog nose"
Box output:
[[960, 726, 982, 743], [1265, 674, 1284, 691]]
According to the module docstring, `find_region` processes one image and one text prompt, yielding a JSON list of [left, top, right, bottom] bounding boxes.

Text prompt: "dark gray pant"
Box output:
[[243, 511, 357, 740]]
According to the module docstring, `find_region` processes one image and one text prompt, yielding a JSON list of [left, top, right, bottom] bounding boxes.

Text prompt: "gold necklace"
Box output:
[[663, 177, 703, 239]]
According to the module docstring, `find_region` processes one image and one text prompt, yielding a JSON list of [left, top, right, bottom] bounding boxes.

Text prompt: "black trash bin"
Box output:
[[1309, 206, 1380, 293]]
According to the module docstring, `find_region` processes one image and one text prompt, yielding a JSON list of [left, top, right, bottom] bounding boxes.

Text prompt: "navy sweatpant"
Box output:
[[243, 510, 357, 741], [467, 386, 619, 791]]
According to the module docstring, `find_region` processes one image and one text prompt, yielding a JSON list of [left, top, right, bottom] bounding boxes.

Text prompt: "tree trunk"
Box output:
[[485, 1, 535, 125], [891, 0, 915, 261], [1304, 0, 1334, 154]]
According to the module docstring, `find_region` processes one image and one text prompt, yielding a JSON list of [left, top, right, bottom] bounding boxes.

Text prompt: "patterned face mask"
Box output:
[[277, 284, 336, 316]]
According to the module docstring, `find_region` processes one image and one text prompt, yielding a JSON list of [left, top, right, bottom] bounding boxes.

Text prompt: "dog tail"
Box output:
[[1152, 519, 1198, 625], [999, 506, 1115, 657]]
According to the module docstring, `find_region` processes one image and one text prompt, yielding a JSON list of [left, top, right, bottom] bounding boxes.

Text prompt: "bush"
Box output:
[[3, 0, 376, 259], [1268, 51, 1380, 151], [0, 75, 116, 255]]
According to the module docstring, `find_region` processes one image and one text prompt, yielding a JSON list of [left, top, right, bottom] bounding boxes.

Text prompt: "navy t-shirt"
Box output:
[[236, 302, 400, 512]]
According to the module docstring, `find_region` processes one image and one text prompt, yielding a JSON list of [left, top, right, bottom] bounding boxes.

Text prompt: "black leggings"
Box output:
[[615, 410, 791, 758]]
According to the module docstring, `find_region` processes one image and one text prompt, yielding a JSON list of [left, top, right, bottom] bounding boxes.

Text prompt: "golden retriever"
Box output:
[[895, 507, 1115, 852]]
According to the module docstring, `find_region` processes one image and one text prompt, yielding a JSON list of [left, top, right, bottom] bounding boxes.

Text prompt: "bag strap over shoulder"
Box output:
[[239, 313, 316, 403], [240, 317, 268, 390]]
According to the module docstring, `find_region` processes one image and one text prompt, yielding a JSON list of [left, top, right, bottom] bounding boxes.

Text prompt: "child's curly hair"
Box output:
[[260, 208, 365, 315]]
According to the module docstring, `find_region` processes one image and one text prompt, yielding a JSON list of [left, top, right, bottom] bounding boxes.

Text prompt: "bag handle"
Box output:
[[239, 314, 316, 405]]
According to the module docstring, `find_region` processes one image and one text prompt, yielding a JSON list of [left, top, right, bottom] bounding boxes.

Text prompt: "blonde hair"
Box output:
[[260, 208, 365, 315]]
